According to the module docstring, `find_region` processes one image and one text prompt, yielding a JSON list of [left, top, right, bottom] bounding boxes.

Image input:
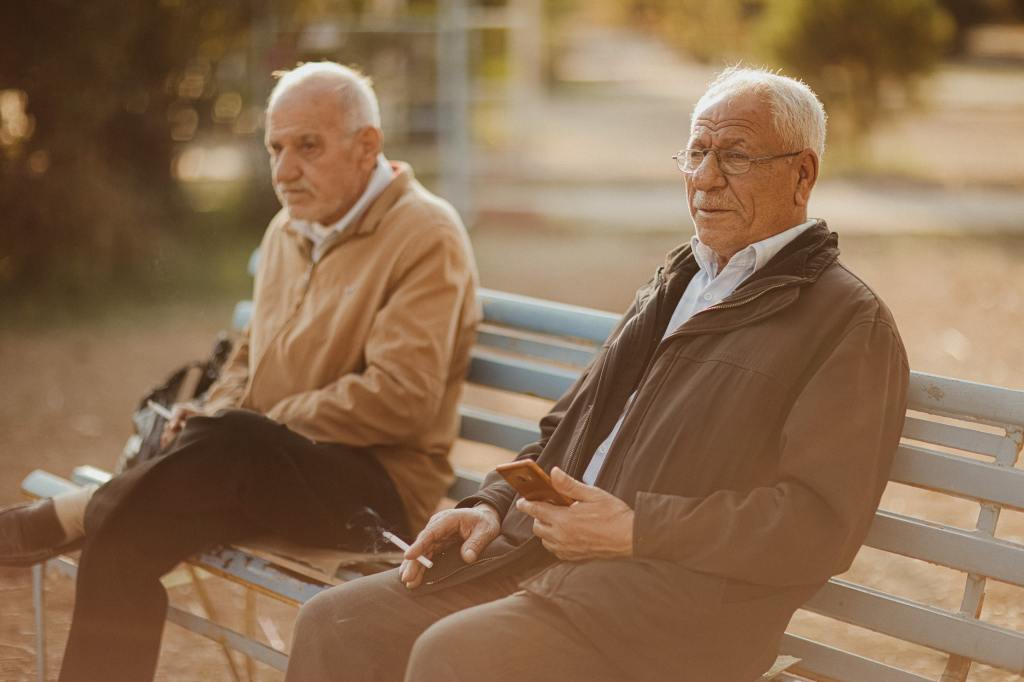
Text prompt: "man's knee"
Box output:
[[290, 575, 405, 668], [406, 612, 491, 680]]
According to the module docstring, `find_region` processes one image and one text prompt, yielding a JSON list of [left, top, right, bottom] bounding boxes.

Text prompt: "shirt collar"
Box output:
[[690, 218, 818, 280]]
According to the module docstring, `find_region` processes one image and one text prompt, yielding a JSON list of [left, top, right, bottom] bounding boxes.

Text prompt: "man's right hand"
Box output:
[[399, 503, 501, 589], [159, 403, 204, 449]]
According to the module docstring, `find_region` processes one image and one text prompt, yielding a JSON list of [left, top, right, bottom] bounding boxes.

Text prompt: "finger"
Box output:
[[516, 498, 558, 524], [406, 517, 454, 558], [460, 520, 494, 564], [551, 467, 603, 501], [531, 517, 554, 540], [539, 537, 561, 557], [402, 560, 426, 588]]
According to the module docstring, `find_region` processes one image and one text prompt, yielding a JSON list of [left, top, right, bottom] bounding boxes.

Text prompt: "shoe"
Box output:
[[0, 499, 83, 567]]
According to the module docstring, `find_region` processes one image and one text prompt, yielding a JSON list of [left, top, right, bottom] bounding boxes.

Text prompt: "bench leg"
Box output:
[[245, 588, 257, 682], [33, 563, 46, 682], [187, 565, 244, 682]]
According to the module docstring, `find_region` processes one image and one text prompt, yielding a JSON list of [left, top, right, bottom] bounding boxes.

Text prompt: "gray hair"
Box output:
[[692, 66, 826, 160], [267, 62, 381, 131]]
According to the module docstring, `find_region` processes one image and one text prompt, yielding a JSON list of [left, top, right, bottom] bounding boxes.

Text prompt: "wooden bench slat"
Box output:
[[908, 372, 1024, 429], [457, 404, 540, 452], [780, 633, 930, 682], [864, 510, 1024, 588], [804, 579, 1024, 672], [891, 444, 1024, 511], [468, 350, 578, 401], [479, 288, 619, 345], [476, 326, 596, 368], [901, 415, 1017, 460]]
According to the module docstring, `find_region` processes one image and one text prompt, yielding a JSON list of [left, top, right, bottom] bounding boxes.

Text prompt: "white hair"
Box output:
[[692, 66, 826, 160], [267, 62, 381, 131]]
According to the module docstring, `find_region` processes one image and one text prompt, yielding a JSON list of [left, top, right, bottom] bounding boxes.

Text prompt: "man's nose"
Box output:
[[273, 149, 301, 183], [688, 151, 728, 192]]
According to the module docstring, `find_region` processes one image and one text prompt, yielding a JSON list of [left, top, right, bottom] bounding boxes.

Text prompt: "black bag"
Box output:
[[116, 334, 234, 472]]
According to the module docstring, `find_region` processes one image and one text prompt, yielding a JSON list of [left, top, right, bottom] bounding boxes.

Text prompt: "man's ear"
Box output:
[[354, 126, 383, 169], [794, 149, 819, 208]]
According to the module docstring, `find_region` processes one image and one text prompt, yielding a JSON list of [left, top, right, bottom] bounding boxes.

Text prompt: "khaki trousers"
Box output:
[[285, 567, 628, 682]]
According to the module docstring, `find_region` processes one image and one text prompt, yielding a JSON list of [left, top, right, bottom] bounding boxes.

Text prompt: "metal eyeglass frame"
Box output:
[[672, 148, 802, 175]]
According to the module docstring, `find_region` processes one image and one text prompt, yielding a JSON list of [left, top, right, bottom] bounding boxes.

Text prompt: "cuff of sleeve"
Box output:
[[633, 490, 701, 562]]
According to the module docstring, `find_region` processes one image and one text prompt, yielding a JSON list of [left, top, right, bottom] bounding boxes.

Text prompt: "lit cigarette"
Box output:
[[382, 531, 433, 568], [147, 400, 175, 420]]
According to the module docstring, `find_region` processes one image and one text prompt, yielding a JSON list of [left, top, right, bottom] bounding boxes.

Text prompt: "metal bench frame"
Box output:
[[22, 288, 1024, 681]]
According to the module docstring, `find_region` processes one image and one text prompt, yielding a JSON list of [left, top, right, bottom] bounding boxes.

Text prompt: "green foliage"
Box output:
[[756, 0, 954, 149], [629, 0, 753, 63], [0, 0, 257, 297]]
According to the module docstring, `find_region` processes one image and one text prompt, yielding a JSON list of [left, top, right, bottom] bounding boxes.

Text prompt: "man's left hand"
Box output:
[[515, 467, 634, 561]]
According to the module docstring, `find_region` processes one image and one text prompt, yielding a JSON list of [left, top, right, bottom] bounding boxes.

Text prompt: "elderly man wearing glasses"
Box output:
[[284, 66, 909, 682]]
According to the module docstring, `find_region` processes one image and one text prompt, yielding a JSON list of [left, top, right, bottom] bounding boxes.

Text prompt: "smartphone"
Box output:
[[495, 460, 574, 506]]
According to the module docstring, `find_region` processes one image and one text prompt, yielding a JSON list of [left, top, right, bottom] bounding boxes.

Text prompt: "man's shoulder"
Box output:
[[376, 176, 473, 263], [813, 259, 900, 331]]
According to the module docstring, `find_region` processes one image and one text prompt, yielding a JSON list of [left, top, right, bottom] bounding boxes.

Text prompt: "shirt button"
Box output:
[[703, 293, 712, 301]]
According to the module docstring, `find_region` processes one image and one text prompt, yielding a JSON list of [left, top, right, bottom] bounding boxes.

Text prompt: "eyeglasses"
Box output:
[[672, 148, 802, 176]]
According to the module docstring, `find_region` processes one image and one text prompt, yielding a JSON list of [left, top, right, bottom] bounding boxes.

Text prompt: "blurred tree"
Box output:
[[757, 0, 954, 153], [0, 0, 256, 297], [938, 0, 1021, 54]]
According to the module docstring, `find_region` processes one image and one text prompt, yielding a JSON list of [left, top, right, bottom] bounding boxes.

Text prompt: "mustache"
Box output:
[[691, 192, 736, 211], [276, 181, 312, 194]]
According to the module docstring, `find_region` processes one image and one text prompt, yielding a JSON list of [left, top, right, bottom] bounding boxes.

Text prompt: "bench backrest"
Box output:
[[458, 289, 1024, 682], [232, 249, 1024, 680]]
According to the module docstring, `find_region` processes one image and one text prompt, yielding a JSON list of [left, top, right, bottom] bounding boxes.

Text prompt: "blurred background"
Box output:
[[1, 0, 1023, 679]]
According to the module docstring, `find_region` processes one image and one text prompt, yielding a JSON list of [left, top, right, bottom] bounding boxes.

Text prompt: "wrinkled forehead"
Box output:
[[688, 91, 774, 146], [266, 87, 349, 139]]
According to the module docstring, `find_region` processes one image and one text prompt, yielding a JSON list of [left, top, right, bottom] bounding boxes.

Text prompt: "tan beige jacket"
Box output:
[[204, 163, 480, 532]]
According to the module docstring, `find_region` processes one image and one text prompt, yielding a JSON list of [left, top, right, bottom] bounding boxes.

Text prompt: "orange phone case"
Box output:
[[495, 460, 573, 506]]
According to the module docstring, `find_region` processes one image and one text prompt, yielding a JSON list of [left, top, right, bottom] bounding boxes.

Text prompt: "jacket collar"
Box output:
[[282, 162, 414, 259], [661, 220, 837, 294], [638, 221, 838, 338]]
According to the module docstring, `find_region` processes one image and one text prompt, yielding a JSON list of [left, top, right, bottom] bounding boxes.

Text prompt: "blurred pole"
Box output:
[[509, 0, 543, 168], [249, 0, 276, 117], [436, 0, 473, 225]]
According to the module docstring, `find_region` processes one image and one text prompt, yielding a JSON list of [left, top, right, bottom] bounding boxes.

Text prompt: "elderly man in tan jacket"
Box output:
[[0, 62, 479, 682]]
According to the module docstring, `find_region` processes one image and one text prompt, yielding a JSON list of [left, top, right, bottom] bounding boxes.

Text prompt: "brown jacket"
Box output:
[[204, 163, 480, 532], [434, 223, 908, 680]]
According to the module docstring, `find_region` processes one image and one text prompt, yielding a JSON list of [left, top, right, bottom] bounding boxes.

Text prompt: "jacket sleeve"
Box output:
[[458, 296, 643, 518], [201, 329, 251, 413], [264, 227, 476, 446], [633, 317, 909, 587]]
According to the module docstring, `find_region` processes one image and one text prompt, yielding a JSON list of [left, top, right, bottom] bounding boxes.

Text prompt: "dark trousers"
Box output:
[[285, 568, 627, 682], [58, 409, 407, 682]]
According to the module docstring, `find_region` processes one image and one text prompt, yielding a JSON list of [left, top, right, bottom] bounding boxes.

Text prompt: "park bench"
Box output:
[[20, 286, 1024, 681]]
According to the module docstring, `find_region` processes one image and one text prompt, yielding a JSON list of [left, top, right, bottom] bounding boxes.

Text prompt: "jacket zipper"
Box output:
[[563, 404, 594, 477], [243, 260, 317, 405], [564, 266, 667, 477]]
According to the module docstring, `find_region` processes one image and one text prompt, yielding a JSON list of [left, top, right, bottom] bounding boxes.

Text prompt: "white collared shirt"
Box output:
[[291, 153, 394, 263], [581, 219, 818, 486]]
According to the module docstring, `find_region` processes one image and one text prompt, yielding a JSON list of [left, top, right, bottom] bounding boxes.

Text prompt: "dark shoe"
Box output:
[[0, 499, 82, 567]]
